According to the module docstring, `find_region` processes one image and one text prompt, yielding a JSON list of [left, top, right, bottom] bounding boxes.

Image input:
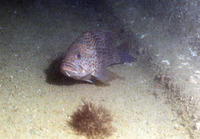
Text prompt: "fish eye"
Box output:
[[77, 53, 81, 59]]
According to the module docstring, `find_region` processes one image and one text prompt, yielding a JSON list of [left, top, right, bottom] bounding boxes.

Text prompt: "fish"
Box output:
[[60, 31, 135, 84]]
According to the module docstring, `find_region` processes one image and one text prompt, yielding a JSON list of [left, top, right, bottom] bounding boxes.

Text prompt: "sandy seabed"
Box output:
[[0, 1, 193, 138]]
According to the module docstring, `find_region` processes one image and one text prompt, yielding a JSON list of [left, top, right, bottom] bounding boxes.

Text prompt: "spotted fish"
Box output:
[[60, 31, 135, 84]]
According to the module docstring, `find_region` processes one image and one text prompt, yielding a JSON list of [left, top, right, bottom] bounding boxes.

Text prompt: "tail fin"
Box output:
[[117, 42, 136, 63]]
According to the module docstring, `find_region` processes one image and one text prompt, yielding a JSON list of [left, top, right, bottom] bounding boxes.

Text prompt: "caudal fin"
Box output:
[[117, 42, 136, 63]]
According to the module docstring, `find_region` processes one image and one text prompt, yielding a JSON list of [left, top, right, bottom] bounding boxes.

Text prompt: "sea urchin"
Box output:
[[69, 101, 115, 139]]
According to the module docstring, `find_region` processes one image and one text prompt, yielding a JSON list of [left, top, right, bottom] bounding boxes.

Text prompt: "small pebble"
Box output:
[[195, 122, 200, 130], [10, 76, 13, 80], [174, 124, 179, 130]]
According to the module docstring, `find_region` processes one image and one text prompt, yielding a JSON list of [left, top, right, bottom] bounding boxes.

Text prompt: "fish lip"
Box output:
[[60, 62, 78, 77], [61, 62, 77, 71]]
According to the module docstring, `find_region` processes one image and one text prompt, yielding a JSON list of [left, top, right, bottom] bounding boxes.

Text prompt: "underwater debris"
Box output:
[[69, 101, 115, 139]]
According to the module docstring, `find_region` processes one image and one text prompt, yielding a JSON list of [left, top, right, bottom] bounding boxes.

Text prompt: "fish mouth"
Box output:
[[60, 62, 78, 77]]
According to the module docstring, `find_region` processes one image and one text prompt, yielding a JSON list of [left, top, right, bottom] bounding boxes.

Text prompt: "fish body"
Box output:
[[60, 31, 135, 84]]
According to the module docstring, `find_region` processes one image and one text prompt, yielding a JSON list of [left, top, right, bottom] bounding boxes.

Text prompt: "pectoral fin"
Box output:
[[92, 69, 124, 84], [80, 74, 93, 83]]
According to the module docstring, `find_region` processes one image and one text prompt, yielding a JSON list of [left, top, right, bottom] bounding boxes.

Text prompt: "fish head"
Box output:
[[60, 43, 95, 80]]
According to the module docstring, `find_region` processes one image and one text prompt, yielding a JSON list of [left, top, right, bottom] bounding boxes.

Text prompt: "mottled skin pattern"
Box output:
[[60, 31, 135, 84]]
